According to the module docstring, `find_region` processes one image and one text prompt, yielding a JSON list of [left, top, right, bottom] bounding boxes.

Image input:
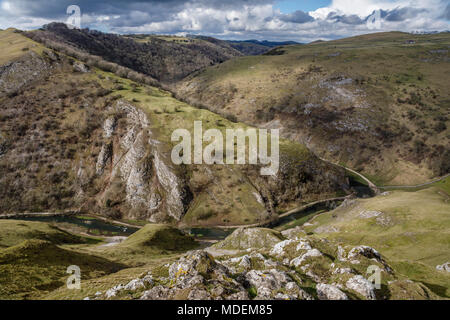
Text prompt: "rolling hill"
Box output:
[[175, 31, 450, 186], [24, 23, 243, 83]]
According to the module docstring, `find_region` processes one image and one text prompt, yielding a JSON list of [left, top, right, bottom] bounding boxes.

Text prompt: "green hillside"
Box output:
[[304, 184, 450, 297], [176, 31, 450, 186]]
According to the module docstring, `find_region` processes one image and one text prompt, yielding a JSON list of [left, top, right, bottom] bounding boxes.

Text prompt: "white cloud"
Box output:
[[0, 0, 448, 41]]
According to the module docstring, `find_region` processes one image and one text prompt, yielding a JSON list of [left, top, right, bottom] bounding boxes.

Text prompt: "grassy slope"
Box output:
[[177, 32, 450, 185], [0, 221, 194, 300], [43, 225, 195, 300], [104, 224, 198, 264], [0, 28, 44, 65], [0, 220, 96, 249], [304, 185, 450, 297], [0, 220, 125, 300]]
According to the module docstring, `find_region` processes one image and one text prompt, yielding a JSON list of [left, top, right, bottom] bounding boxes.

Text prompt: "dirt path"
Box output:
[[378, 173, 450, 190], [320, 157, 449, 192]]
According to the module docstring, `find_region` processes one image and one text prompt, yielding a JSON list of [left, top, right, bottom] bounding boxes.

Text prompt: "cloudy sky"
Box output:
[[0, 0, 449, 42]]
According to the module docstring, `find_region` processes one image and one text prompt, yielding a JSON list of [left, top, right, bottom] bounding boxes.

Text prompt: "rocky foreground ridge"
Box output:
[[94, 228, 438, 300]]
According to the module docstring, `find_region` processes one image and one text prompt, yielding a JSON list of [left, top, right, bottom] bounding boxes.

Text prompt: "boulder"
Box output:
[[245, 269, 292, 299], [316, 283, 348, 300], [105, 284, 125, 298], [436, 262, 450, 272], [140, 285, 171, 300], [214, 228, 283, 251], [73, 61, 89, 73], [346, 275, 376, 300], [290, 249, 323, 267], [270, 239, 295, 257]]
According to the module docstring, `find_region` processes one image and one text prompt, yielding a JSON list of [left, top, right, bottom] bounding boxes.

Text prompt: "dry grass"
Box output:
[[0, 29, 44, 65]]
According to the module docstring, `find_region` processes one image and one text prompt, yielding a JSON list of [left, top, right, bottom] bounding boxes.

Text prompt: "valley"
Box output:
[[176, 32, 450, 186], [0, 24, 448, 301]]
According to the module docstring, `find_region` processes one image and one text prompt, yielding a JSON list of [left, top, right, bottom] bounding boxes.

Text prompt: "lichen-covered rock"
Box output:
[[101, 230, 438, 301], [245, 269, 292, 299], [296, 239, 312, 251], [346, 275, 376, 300], [188, 289, 212, 300], [140, 285, 170, 300], [348, 245, 382, 261], [270, 239, 295, 257], [290, 249, 323, 267], [316, 283, 348, 300], [169, 251, 225, 280], [105, 284, 125, 299], [124, 276, 153, 291], [214, 228, 283, 251], [347, 245, 392, 272]]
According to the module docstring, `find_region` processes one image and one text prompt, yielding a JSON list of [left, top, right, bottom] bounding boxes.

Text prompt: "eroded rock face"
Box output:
[[96, 100, 192, 222], [153, 151, 187, 221], [0, 51, 52, 96], [96, 142, 113, 176], [103, 116, 116, 138]]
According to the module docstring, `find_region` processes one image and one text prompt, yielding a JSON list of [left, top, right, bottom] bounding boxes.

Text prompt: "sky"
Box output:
[[0, 0, 449, 42]]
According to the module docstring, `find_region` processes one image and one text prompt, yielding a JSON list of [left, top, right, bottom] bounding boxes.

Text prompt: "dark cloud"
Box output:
[[441, 4, 450, 21], [4, 0, 273, 18], [1, 0, 448, 42], [279, 10, 314, 24]]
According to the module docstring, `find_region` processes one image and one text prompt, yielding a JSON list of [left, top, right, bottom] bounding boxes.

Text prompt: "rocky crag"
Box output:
[[95, 228, 437, 300]]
